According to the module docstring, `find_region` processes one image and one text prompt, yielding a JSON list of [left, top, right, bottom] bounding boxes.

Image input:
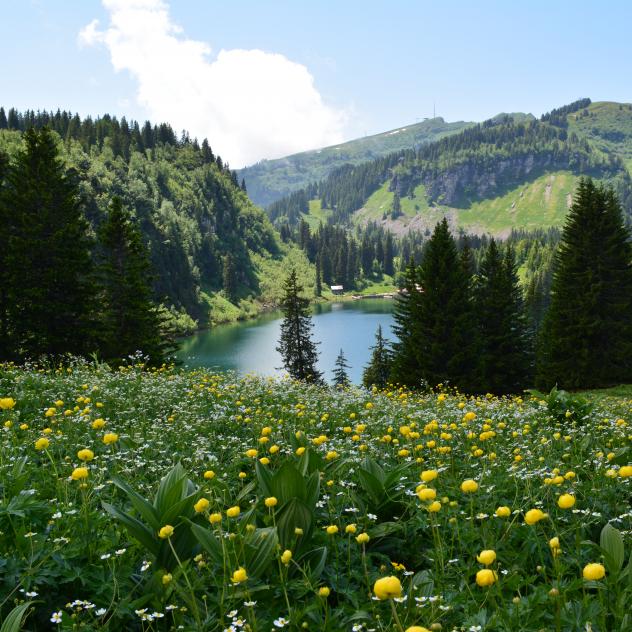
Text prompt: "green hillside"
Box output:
[[238, 117, 474, 206], [270, 99, 632, 238]]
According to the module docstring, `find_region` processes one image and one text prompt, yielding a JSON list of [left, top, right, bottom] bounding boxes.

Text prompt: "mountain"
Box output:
[[0, 107, 314, 331], [237, 116, 475, 207], [267, 100, 632, 238]]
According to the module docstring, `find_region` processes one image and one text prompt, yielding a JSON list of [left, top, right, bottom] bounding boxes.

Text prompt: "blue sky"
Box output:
[[2, 0, 631, 166]]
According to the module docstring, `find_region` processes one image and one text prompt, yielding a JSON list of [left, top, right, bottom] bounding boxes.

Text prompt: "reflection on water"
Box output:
[[177, 299, 395, 384]]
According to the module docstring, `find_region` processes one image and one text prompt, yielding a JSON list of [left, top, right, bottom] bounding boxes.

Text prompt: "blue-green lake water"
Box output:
[[177, 299, 395, 383]]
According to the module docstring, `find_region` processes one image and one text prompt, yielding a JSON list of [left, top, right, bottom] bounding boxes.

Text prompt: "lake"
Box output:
[[177, 298, 396, 383]]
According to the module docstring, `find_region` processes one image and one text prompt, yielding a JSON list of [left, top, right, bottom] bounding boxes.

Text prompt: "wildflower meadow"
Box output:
[[0, 360, 631, 631]]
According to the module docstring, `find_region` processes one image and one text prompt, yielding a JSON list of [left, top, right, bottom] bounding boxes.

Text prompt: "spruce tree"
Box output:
[[536, 179, 632, 389], [3, 127, 96, 359], [0, 151, 10, 358], [332, 349, 351, 388], [363, 325, 392, 389], [276, 269, 322, 382], [223, 254, 237, 303], [315, 257, 323, 297], [474, 240, 531, 393], [390, 257, 424, 386], [415, 218, 476, 390], [97, 196, 166, 365]]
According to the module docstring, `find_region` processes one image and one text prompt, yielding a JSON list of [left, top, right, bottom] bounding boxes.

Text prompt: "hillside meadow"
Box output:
[[0, 361, 631, 631]]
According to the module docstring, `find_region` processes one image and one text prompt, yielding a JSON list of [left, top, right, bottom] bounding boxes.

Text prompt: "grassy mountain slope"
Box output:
[[238, 117, 474, 206], [271, 100, 632, 238]]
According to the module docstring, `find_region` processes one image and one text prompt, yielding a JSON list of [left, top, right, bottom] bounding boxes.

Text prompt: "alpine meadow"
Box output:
[[1, 2, 632, 631]]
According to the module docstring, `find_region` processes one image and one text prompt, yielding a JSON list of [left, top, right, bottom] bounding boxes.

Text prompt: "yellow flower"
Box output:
[[318, 586, 330, 597], [281, 549, 292, 565], [162, 573, 172, 585], [35, 437, 50, 451], [158, 525, 174, 539], [296, 447, 306, 456], [264, 496, 278, 508], [475, 569, 498, 587], [245, 449, 258, 458], [0, 397, 16, 410], [373, 576, 402, 600], [92, 418, 106, 429], [259, 457, 270, 465], [582, 563, 606, 581], [417, 488, 437, 502], [356, 533, 370, 544], [103, 433, 118, 445], [71, 467, 89, 480], [226, 506, 241, 518], [557, 493, 576, 509], [194, 498, 210, 513], [461, 479, 478, 493], [231, 567, 248, 583], [203, 470, 215, 480], [209, 512, 222, 524], [427, 501, 442, 513], [77, 448, 94, 462], [495, 506, 511, 518], [549, 537, 560, 549], [476, 550, 496, 566], [420, 469, 438, 482], [524, 509, 548, 525], [406, 628, 430, 632], [325, 525, 339, 535], [619, 465, 632, 477]]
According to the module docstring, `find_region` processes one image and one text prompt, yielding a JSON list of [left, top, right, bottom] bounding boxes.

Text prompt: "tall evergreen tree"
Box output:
[[383, 232, 395, 276], [97, 197, 166, 364], [332, 349, 351, 388], [0, 107, 7, 129], [474, 240, 531, 393], [3, 127, 96, 359], [536, 179, 632, 389], [276, 269, 322, 382], [0, 151, 10, 358], [315, 257, 323, 297], [390, 258, 424, 386], [363, 325, 392, 389], [222, 254, 238, 303]]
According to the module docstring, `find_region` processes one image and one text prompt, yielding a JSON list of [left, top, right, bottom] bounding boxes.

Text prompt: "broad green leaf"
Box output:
[[305, 470, 320, 509], [271, 462, 307, 505], [255, 460, 273, 497], [161, 491, 199, 525], [154, 463, 187, 516], [0, 602, 33, 632], [298, 546, 327, 580], [276, 497, 313, 550], [600, 523, 624, 573], [111, 476, 160, 530], [102, 501, 159, 556], [188, 521, 224, 565], [357, 468, 384, 505], [245, 527, 278, 577]]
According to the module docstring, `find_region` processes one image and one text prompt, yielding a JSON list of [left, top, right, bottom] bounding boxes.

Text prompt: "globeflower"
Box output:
[[582, 563, 606, 581], [71, 467, 89, 480], [194, 498, 210, 513], [421, 469, 438, 482], [77, 448, 94, 462], [325, 525, 339, 535], [231, 567, 248, 583], [475, 569, 498, 587], [92, 418, 106, 429], [209, 512, 222, 524], [0, 397, 16, 409], [226, 506, 241, 518], [427, 501, 442, 513], [203, 470, 215, 479], [524, 509, 548, 525], [619, 465, 632, 477], [461, 479, 478, 493], [281, 549, 292, 565], [557, 493, 576, 509], [495, 506, 511, 518], [476, 550, 496, 566], [158, 525, 174, 539], [35, 437, 50, 451], [318, 586, 330, 597], [373, 576, 402, 599], [356, 532, 370, 544], [103, 433, 118, 445], [406, 627, 430, 632], [264, 496, 278, 508]]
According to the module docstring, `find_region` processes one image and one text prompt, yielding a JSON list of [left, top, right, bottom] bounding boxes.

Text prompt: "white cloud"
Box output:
[[78, 0, 346, 167]]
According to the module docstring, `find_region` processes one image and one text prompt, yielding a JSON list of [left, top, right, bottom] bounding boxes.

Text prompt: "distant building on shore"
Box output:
[[330, 285, 344, 295]]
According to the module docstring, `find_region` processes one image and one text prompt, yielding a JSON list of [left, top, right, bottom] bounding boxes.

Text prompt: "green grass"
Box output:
[[302, 199, 332, 230]]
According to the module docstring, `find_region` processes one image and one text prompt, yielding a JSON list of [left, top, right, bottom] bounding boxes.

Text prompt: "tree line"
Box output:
[[0, 127, 174, 364], [277, 179, 632, 392]]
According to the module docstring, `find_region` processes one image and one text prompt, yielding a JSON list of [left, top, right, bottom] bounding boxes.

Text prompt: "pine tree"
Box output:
[[383, 232, 395, 276], [332, 348, 351, 388], [276, 269, 322, 382], [536, 179, 632, 389], [0, 107, 7, 129], [363, 325, 392, 389], [0, 151, 10, 358], [97, 196, 167, 364], [3, 127, 96, 359], [391, 191, 402, 220], [223, 254, 237, 303], [474, 240, 531, 393]]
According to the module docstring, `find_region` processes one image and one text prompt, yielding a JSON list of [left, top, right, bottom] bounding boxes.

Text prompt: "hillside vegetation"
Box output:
[[238, 117, 473, 206], [268, 100, 632, 238]]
